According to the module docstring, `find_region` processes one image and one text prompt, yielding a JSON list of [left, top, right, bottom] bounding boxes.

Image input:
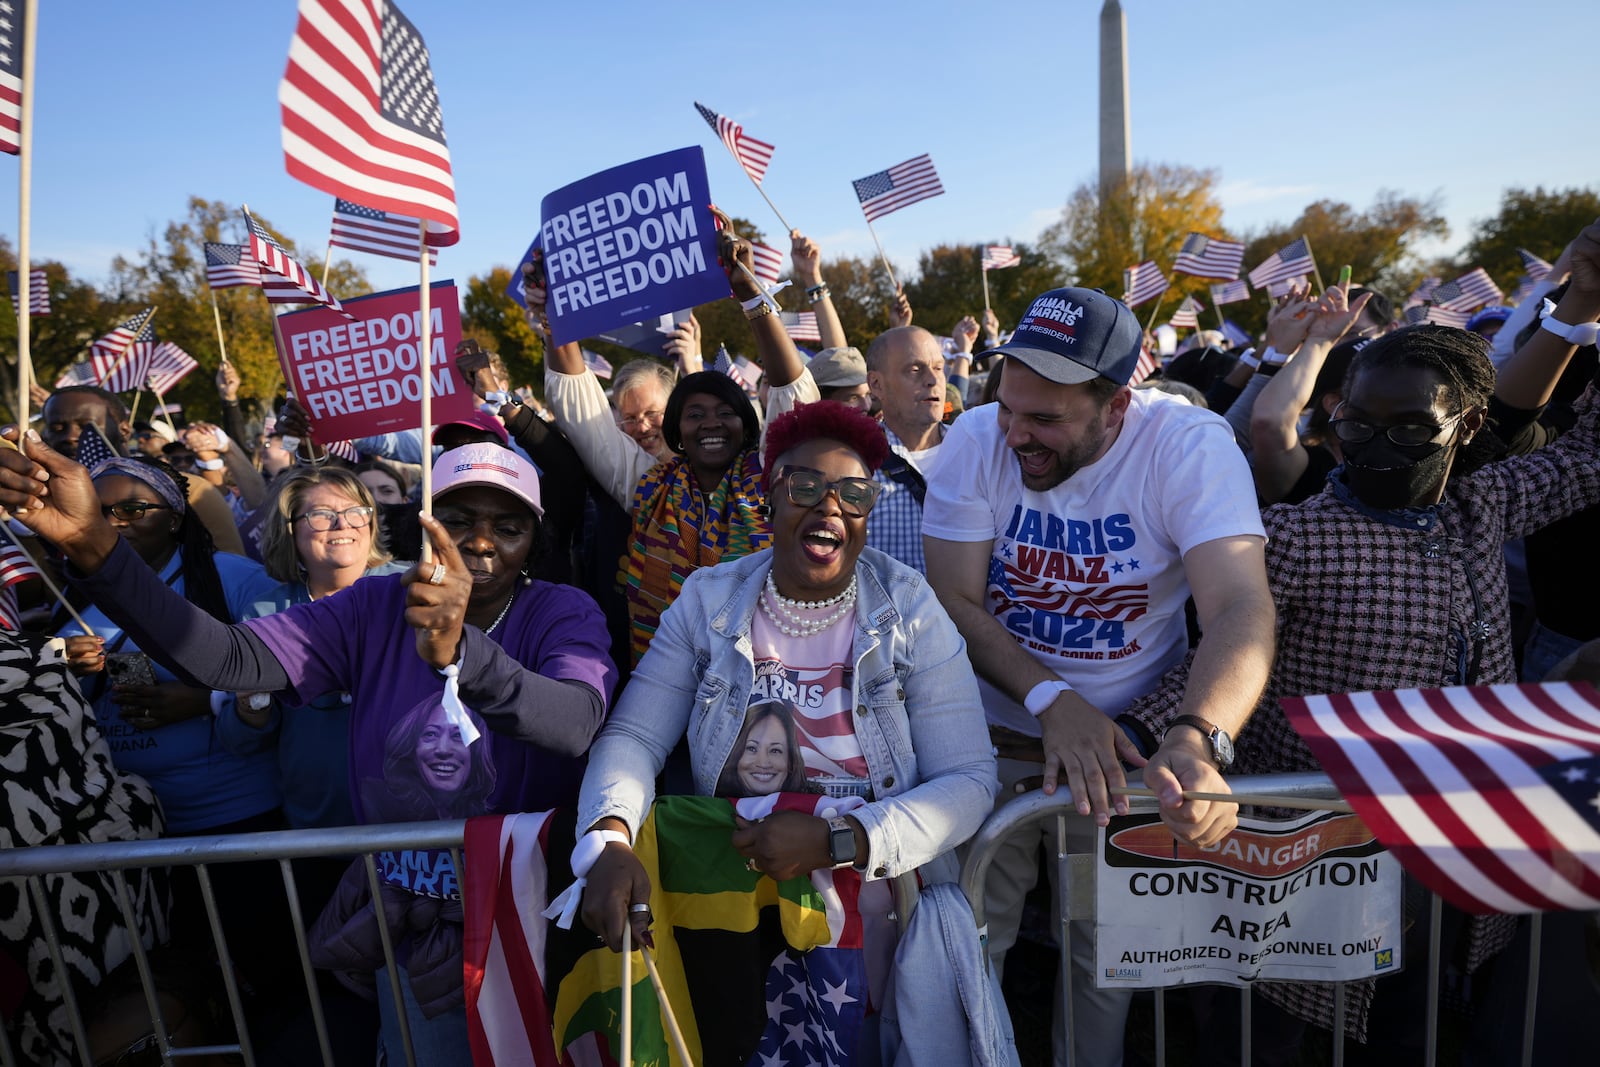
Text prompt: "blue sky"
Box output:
[[6, 0, 1597, 297]]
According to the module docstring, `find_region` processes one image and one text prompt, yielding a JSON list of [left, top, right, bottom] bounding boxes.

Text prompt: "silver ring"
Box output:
[[628, 903, 651, 915], [427, 562, 447, 586]]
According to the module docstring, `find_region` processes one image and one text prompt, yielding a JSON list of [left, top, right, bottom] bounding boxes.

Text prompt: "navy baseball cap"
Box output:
[[988, 287, 1144, 386]]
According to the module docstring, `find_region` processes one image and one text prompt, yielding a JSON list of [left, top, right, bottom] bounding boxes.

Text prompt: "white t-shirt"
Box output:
[[922, 390, 1264, 735]]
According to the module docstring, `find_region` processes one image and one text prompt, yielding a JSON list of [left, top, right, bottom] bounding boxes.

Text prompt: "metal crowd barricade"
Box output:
[[0, 819, 467, 1067], [958, 773, 1548, 1067]]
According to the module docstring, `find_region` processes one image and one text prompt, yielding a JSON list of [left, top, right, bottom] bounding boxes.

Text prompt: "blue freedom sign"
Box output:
[[539, 146, 726, 345]]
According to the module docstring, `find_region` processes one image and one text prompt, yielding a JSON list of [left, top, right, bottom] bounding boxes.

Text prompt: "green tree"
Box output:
[[105, 197, 369, 420], [461, 266, 545, 394], [0, 240, 123, 415], [1039, 163, 1227, 301], [1244, 191, 1447, 300], [1460, 185, 1600, 283]]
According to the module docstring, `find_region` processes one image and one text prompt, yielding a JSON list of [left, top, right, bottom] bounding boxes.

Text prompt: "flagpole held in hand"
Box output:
[[864, 220, 900, 292], [92, 307, 159, 393], [208, 288, 230, 364], [13, 0, 38, 433], [1302, 234, 1326, 295], [319, 239, 333, 290], [1143, 291, 1166, 332], [981, 263, 991, 314], [641, 946, 695, 1067], [0, 519, 91, 632], [621, 921, 633, 1066], [417, 223, 434, 543]]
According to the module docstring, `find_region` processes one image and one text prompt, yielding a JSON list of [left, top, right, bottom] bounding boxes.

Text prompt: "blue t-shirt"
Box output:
[[60, 550, 284, 833]]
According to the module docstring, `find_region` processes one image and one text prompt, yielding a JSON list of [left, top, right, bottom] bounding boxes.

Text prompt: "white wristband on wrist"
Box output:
[[1024, 679, 1074, 717], [195, 458, 225, 471], [1261, 345, 1289, 365], [541, 828, 632, 928], [1538, 299, 1600, 347]]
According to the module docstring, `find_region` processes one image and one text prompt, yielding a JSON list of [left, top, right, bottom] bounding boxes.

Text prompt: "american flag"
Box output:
[[1434, 268, 1503, 312], [145, 341, 200, 394], [1423, 304, 1471, 329], [72, 421, 120, 469], [694, 101, 774, 185], [1283, 683, 1600, 914], [243, 208, 352, 318], [714, 345, 761, 390], [580, 348, 613, 379], [1266, 274, 1308, 299], [1168, 295, 1204, 329], [1122, 261, 1168, 307], [852, 154, 944, 224], [1173, 232, 1246, 279], [1517, 249, 1553, 282], [750, 241, 786, 289], [1405, 276, 1441, 309], [780, 311, 821, 343], [7, 269, 48, 315], [279, 0, 459, 244], [1128, 346, 1158, 387], [0, 0, 23, 155], [94, 318, 157, 394], [982, 245, 1021, 271], [204, 242, 264, 289], [1208, 279, 1250, 306], [0, 539, 40, 590], [1247, 237, 1315, 289], [330, 198, 438, 264]]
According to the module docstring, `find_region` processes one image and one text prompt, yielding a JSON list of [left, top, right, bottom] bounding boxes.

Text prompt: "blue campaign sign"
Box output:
[[539, 146, 727, 345], [504, 237, 539, 309]]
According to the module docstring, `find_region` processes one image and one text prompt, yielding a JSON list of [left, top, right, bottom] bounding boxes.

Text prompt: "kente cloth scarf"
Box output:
[[621, 453, 769, 664]]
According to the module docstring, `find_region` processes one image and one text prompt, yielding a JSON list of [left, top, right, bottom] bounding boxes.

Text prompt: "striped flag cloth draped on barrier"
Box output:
[[1209, 279, 1250, 306], [1282, 682, 1600, 914], [243, 208, 352, 318], [694, 101, 774, 185], [982, 245, 1021, 270], [204, 243, 265, 289], [0, 1, 23, 155], [532, 795, 870, 1067], [1518, 249, 1553, 281], [1433, 268, 1503, 312], [1172, 232, 1245, 279], [7, 270, 48, 315], [1122, 261, 1167, 307], [330, 199, 438, 264], [280, 0, 460, 243], [1247, 237, 1315, 289], [852, 154, 944, 223]]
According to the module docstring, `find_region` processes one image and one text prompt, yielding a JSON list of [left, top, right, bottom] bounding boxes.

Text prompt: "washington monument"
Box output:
[[1099, 0, 1130, 192]]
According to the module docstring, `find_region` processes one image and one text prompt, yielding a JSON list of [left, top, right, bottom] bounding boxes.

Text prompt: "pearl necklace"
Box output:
[[760, 573, 856, 638]]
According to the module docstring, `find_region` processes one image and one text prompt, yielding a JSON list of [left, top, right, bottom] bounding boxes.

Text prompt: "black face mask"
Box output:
[[1340, 436, 1455, 510]]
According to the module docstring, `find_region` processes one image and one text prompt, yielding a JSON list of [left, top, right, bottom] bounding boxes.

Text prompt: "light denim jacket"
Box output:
[[578, 546, 996, 881]]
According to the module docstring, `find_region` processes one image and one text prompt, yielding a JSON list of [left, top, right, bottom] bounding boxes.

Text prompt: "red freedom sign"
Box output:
[[275, 282, 476, 442]]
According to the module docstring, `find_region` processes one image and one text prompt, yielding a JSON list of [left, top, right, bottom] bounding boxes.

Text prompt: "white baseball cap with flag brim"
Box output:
[[431, 443, 544, 518], [987, 287, 1145, 387]]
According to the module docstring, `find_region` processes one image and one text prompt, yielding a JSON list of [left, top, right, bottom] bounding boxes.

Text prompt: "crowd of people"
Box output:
[[1, 215, 1598, 1066]]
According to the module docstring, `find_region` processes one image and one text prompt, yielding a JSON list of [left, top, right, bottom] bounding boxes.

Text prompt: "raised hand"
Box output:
[[1263, 284, 1316, 355], [0, 429, 119, 569], [952, 314, 980, 354], [1302, 286, 1373, 347], [215, 362, 241, 404], [790, 230, 823, 288], [890, 288, 913, 328], [662, 313, 703, 374], [402, 513, 474, 670]]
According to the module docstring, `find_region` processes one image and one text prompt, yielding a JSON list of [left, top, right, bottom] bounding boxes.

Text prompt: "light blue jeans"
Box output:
[[374, 966, 472, 1067]]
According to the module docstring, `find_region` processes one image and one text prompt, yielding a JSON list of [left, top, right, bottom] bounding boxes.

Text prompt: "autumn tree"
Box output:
[[0, 240, 124, 418], [1244, 191, 1447, 299], [106, 197, 370, 420], [461, 266, 545, 394], [1039, 163, 1227, 300], [1460, 185, 1600, 283]]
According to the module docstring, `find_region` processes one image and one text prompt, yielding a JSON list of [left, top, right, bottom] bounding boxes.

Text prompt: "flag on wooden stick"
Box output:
[[280, 0, 460, 244], [1173, 232, 1245, 280], [852, 155, 944, 223], [693, 101, 774, 185], [1122, 261, 1168, 307], [0, 1, 25, 155], [243, 208, 353, 318], [330, 199, 439, 264], [1517, 249, 1553, 282], [982, 245, 1021, 270], [1247, 237, 1315, 289], [7, 269, 47, 315]]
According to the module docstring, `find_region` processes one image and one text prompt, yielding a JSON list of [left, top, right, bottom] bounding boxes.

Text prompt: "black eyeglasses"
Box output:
[[1328, 406, 1465, 448], [776, 467, 882, 517], [101, 501, 171, 521], [292, 506, 375, 531]]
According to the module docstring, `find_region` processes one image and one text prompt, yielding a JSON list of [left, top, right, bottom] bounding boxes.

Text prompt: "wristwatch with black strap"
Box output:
[[826, 817, 857, 869], [1163, 714, 1235, 771]]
